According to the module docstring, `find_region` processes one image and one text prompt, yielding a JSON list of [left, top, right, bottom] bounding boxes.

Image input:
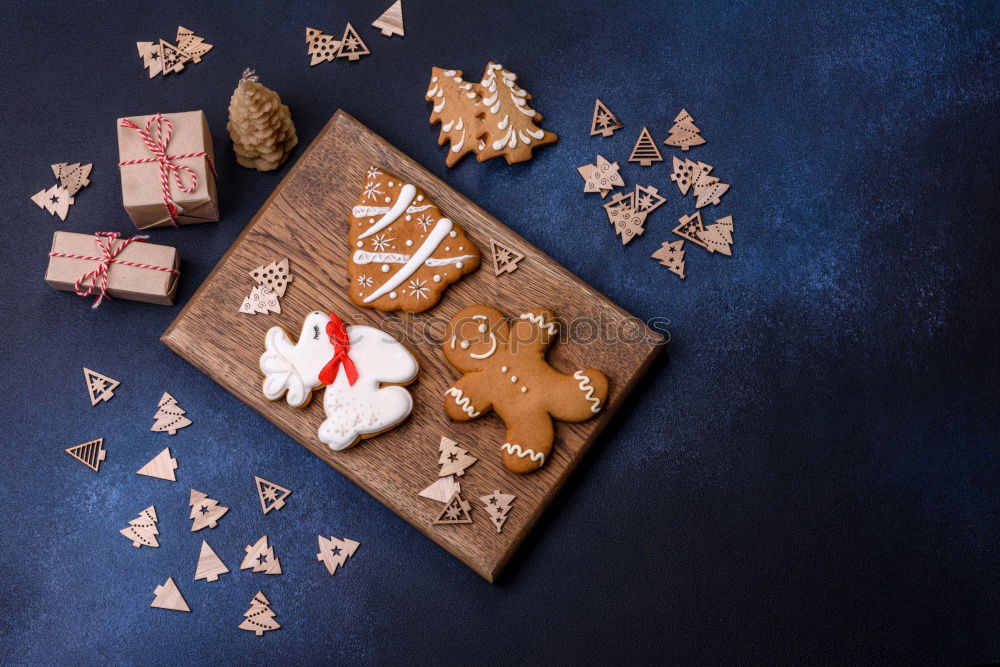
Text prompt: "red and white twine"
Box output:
[[118, 113, 217, 227], [48, 232, 179, 308]]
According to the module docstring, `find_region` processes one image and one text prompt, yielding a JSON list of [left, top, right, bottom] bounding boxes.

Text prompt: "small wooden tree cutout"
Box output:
[[604, 191, 642, 244], [31, 185, 73, 221], [663, 108, 706, 151], [255, 476, 292, 514], [189, 489, 229, 531], [240, 592, 280, 636], [479, 491, 516, 533], [151, 577, 190, 612], [249, 258, 293, 298], [239, 285, 280, 315], [628, 126, 663, 166], [438, 436, 477, 477], [306, 27, 340, 66], [194, 540, 229, 582], [335, 23, 370, 61], [241, 536, 282, 575], [418, 475, 461, 503], [316, 535, 361, 575], [590, 98, 623, 137], [137, 41, 163, 78], [693, 177, 730, 209], [151, 392, 191, 435], [372, 0, 404, 37], [82, 367, 119, 406], [669, 157, 712, 196], [52, 163, 92, 196], [65, 438, 106, 472], [652, 240, 686, 279], [698, 216, 734, 255], [433, 492, 473, 525], [137, 448, 178, 481], [175, 26, 213, 62], [673, 212, 708, 249], [634, 184, 666, 215], [490, 239, 524, 276], [578, 155, 625, 198], [121, 506, 159, 548], [159, 39, 190, 75]]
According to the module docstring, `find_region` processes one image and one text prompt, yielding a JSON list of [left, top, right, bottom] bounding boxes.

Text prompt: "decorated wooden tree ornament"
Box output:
[[254, 476, 292, 514], [151, 577, 189, 612], [335, 23, 370, 61], [603, 190, 639, 243], [31, 185, 73, 221], [475, 62, 558, 164], [228, 69, 298, 172], [425, 67, 483, 166], [189, 489, 229, 531], [65, 438, 106, 472], [372, 0, 404, 37], [438, 436, 477, 477], [698, 216, 734, 255], [490, 238, 524, 276], [249, 258, 293, 297], [175, 26, 213, 62], [121, 506, 159, 548], [151, 392, 191, 435], [136, 41, 163, 78], [628, 126, 663, 166], [433, 492, 473, 525], [590, 98, 623, 137], [663, 108, 706, 151], [137, 448, 178, 481], [239, 285, 280, 315], [480, 491, 516, 533], [82, 367, 119, 406], [241, 536, 282, 575], [316, 535, 360, 575], [578, 155, 625, 198], [306, 27, 340, 65], [159, 39, 190, 75], [652, 240, 686, 279], [693, 176, 730, 208], [240, 592, 280, 636], [194, 540, 229, 582], [673, 212, 708, 248], [52, 163, 92, 196], [669, 157, 712, 196], [418, 475, 461, 503], [634, 184, 666, 216]]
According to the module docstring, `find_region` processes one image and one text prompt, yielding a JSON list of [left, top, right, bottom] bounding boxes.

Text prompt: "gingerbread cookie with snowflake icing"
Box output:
[[441, 305, 609, 474], [347, 168, 480, 313]]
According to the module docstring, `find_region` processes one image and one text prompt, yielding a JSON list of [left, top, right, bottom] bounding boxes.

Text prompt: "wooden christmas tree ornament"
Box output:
[[151, 392, 191, 435], [189, 489, 229, 531], [669, 157, 712, 196], [82, 368, 119, 406], [136, 41, 163, 78], [673, 212, 708, 249], [698, 216, 734, 255], [158, 39, 190, 75], [254, 476, 292, 514], [490, 239, 524, 276], [137, 448, 178, 481], [240, 592, 280, 636], [652, 240, 686, 279], [151, 577, 190, 612], [693, 177, 730, 209], [603, 191, 640, 243], [249, 258, 293, 297], [438, 436, 477, 477], [336, 23, 370, 61], [228, 69, 298, 172], [306, 27, 341, 65], [175, 26, 213, 62], [31, 185, 73, 221], [479, 491, 516, 533], [663, 108, 706, 151], [194, 540, 229, 582], [628, 126, 663, 166], [65, 438, 106, 472], [241, 536, 282, 575], [433, 492, 473, 525], [239, 285, 280, 315], [317, 535, 360, 575], [634, 184, 666, 216], [578, 155, 625, 198], [121, 506, 159, 548], [372, 0, 404, 37], [418, 475, 461, 503], [590, 99, 623, 137], [52, 163, 92, 196]]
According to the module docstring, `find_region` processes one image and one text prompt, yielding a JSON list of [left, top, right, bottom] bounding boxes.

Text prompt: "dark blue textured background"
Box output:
[[2, 0, 997, 663]]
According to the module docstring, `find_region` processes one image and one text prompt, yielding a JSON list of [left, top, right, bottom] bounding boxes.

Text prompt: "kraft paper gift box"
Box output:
[[45, 231, 180, 306], [116, 110, 219, 229]]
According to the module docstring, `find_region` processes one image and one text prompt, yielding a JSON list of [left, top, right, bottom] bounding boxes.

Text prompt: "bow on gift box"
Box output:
[[319, 313, 359, 386], [118, 112, 218, 227]]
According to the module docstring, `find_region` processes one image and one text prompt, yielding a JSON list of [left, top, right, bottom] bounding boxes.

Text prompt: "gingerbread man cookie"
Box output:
[[347, 167, 480, 313], [441, 305, 609, 474]]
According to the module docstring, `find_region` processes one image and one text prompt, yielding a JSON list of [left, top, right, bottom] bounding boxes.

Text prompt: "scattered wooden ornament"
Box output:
[[628, 126, 663, 166], [673, 212, 708, 249], [65, 438, 106, 472], [137, 448, 178, 481], [693, 177, 730, 209], [652, 240, 686, 279], [151, 577, 190, 612], [239, 285, 280, 315], [479, 491, 516, 533], [490, 239, 524, 276], [121, 506, 159, 548], [136, 41, 163, 78], [241, 536, 282, 575], [194, 540, 229, 582], [669, 156, 711, 196], [663, 108, 706, 151], [698, 216, 734, 255], [249, 258, 293, 297], [151, 392, 191, 435], [306, 27, 341, 66], [189, 489, 229, 531], [590, 98, 623, 137], [240, 592, 280, 636], [438, 436, 477, 477], [634, 184, 666, 216], [254, 476, 292, 514], [316, 535, 360, 575], [604, 190, 640, 244], [372, 0, 404, 37], [336, 23, 370, 61], [175, 26, 213, 62], [83, 367, 119, 406], [418, 475, 461, 503], [433, 491, 473, 525], [31, 185, 73, 221], [578, 155, 625, 198], [52, 163, 92, 196], [159, 39, 190, 75]]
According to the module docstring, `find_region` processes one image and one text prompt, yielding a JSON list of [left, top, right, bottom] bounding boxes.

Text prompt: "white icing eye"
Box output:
[[433, 275, 441, 282], [478, 323, 487, 333], [460, 339, 470, 350], [511, 376, 518, 383], [389, 292, 397, 299], [381, 264, 390, 272]]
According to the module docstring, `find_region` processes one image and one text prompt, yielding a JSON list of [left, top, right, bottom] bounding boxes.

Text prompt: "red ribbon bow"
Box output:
[[118, 113, 217, 227], [319, 313, 359, 386]]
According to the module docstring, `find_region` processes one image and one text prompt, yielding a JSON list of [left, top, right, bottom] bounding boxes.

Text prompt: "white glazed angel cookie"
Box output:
[[259, 311, 419, 450]]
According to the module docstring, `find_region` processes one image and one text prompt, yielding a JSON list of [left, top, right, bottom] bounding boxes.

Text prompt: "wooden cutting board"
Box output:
[[162, 111, 664, 581]]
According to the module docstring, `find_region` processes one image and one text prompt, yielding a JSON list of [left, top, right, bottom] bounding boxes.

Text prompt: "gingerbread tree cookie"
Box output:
[[474, 62, 558, 165], [347, 168, 480, 313], [425, 68, 482, 167], [442, 305, 609, 474]]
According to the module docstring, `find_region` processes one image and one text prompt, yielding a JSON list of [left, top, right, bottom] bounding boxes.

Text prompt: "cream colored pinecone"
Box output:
[[227, 69, 298, 171]]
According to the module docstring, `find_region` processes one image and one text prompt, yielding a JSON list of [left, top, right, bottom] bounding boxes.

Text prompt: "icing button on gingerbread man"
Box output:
[[442, 305, 609, 474]]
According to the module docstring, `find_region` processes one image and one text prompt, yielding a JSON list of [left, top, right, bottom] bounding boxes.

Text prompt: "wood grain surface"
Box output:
[[161, 111, 664, 581]]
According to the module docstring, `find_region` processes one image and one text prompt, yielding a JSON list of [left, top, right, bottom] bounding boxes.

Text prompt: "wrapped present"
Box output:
[[117, 111, 219, 229], [45, 231, 180, 307]]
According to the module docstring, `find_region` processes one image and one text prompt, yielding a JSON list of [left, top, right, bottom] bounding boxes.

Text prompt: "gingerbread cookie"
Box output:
[[347, 168, 480, 313], [441, 305, 609, 474], [259, 310, 418, 450]]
